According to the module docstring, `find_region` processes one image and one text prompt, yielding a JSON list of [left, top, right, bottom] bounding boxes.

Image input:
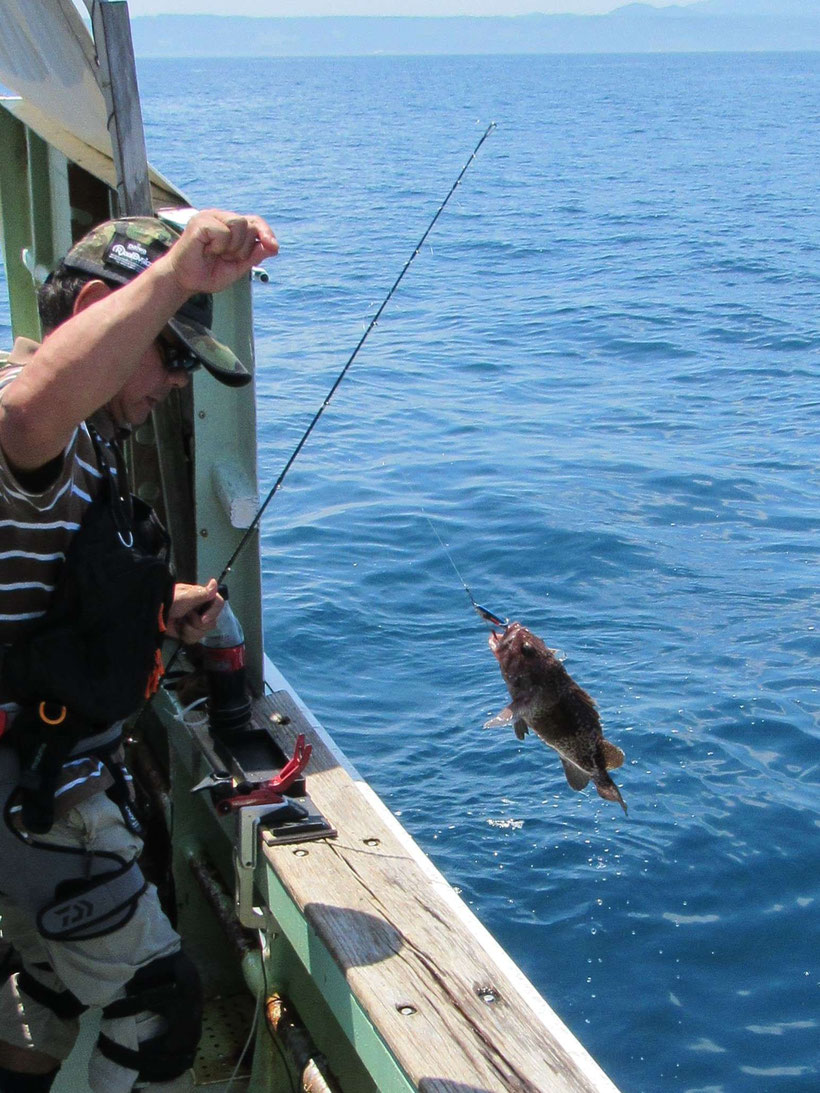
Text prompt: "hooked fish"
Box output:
[[485, 622, 627, 813]]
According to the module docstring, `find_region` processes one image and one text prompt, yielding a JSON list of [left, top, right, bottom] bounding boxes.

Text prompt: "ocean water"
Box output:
[[2, 51, 818, 1092]]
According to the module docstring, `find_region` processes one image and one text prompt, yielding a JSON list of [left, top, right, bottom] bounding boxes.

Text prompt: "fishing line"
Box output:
[[394, 460, 507, 627], [217, 121, 497, 585], [419, 508, 508, 628]]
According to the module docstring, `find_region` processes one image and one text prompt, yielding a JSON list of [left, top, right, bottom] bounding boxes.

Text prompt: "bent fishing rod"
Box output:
[[143, 123, 496, 712], [217, 120, 496, 585]]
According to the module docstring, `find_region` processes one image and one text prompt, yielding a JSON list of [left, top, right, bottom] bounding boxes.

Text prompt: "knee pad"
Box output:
[[97, 951, 203, 1084], [37, 859, 146, 942]]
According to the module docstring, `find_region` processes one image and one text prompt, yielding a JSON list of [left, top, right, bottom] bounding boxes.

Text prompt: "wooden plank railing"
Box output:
[[255, 692, 620, 1093]]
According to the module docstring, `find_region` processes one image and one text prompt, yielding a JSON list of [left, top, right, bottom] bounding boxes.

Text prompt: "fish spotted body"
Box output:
[[486, 622, 627, 813]]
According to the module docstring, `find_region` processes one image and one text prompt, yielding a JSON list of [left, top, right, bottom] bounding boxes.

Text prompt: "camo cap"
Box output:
[[61, 216, 251, 387]]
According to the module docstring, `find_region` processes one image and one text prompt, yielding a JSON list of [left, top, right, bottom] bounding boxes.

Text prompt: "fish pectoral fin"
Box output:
[[484, 706, 515, 729], [483, 708, 530, 738], [603, 739, 625, 770], [560, 757, 591, 791]]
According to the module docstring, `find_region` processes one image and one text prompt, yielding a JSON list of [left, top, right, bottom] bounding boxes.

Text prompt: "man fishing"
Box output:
[[0, 209, 278, 1091]]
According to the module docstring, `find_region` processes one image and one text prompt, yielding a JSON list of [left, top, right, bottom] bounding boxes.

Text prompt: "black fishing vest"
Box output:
[[0, 429, 174, 831], [2, 428, 174, 721]]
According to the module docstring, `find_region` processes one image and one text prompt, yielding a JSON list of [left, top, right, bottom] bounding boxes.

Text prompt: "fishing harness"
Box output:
[[0, 425, 174, 834]]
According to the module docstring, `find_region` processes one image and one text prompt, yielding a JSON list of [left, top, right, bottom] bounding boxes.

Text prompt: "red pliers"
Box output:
[[216, 734, 312, 815]]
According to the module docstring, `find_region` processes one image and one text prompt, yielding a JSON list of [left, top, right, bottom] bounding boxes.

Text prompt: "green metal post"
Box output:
[[0, 106, 39, 340], [26, 130, 72, 275], [193, 279, 265, 695]]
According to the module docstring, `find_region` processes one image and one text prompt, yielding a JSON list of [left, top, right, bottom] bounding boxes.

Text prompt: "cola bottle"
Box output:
[[201, 584, 252, 736]]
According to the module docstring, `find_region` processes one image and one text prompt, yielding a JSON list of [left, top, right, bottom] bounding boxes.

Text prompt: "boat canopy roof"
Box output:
[[1, 1, 110, 158], [0, 0, 181, 205]]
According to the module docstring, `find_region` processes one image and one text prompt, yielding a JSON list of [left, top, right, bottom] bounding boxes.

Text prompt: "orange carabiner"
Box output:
[[144, 648, 165, 699], [38, 702, 67, 726]]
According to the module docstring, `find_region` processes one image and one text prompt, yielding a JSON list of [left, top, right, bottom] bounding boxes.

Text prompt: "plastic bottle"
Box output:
[[201, 584, 252, 736]]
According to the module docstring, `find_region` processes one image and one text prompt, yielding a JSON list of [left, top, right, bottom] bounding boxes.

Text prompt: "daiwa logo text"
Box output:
[[58, 898, 94, 928]]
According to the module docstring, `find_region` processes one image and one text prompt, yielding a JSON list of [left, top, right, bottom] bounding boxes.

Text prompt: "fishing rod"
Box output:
[[144, 124, 498, 724], [217, 121, 497, 585]]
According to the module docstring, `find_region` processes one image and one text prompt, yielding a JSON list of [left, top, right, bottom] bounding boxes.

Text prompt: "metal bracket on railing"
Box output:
[[233, 800, 291, 929]]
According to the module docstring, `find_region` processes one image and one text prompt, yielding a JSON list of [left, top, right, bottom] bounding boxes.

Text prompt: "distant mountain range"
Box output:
[[130, 3, 820, 57]]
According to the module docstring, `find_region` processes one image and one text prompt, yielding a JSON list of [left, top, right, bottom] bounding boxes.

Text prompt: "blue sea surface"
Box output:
[[2, 51, 818, 1093]]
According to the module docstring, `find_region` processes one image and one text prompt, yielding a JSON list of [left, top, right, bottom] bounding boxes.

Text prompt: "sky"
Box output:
[[118, 2, 704, 17]]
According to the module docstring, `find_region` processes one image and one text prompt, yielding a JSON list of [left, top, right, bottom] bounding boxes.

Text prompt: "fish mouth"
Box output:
[[488, 621, 515, 653]]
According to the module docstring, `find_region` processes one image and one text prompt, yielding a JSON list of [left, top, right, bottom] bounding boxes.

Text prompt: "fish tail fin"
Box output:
[[595, 775, 628, 814], [602, 739, 625, 770]]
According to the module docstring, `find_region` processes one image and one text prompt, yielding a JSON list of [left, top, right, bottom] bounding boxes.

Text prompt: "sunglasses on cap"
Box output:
[[157, 335, 201, 375]]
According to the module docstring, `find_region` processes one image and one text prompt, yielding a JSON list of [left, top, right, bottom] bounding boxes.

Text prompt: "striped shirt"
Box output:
[[0, 338, 108, 646]]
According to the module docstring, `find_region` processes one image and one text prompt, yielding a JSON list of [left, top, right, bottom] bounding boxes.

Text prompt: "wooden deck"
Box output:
[[253, 688, 620, 1093]]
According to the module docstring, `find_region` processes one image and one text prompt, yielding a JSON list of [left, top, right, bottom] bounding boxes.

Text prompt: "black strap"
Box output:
[[101, 752, 144, 838], [87, 425, 134, 540], [95, 1034, 144, 1074], [0, 943, 20, 982], [16, 970, 88, 1021], [8, 705, 99, 835], [96, 1031, 198, 1084]]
